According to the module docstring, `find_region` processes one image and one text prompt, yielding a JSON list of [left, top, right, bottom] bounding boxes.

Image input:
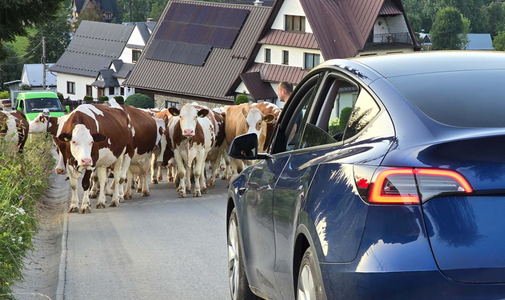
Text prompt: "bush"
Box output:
[[0, 91, 9, 99], [124, 93, 154, 108], [57, 92, 64, 102], [0, 135, 54, 297], [83, 95, 93, 101], [235, 94, 249, 105], [114, 95, 124, 105], [98, 95, 109, 102], [20, 84, 31, 90], [339, 107, 352, 129]]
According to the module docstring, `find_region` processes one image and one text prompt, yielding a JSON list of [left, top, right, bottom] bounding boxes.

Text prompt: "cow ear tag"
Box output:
[[198, 113, 205, 117], [40, 117, 45, 122], [63, 137, 70, 142]]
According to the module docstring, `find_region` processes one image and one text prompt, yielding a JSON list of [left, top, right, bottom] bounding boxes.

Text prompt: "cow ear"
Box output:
[[169, 107, 180, 116], [263, 113, 275, 123], [197, 109, 209, 118], [241, 107, 249, 117], [92, 133, 107, 143], [58, 133, 72, 143]]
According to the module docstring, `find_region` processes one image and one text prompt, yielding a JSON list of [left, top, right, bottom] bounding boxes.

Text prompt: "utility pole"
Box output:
[[42, 36, 47, 90]]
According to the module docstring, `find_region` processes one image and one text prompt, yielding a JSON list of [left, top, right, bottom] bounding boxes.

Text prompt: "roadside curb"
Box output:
[[56, 203, 68, 300]]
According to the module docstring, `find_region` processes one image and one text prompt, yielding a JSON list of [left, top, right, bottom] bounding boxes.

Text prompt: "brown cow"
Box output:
[[56, 102, 134, 213], [252, 102, 281, 152], [1, 109, 29, 153], [224, 103, 275, 175]]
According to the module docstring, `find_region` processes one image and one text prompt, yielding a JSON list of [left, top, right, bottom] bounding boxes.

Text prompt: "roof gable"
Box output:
[[23, 64, 57, 87]]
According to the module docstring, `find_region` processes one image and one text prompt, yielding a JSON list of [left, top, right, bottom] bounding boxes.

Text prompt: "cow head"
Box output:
[[29, 113, 51, 133], [169, 104, 209, 137], [58, 124, 106, 168], [243, 107, 275, 152]]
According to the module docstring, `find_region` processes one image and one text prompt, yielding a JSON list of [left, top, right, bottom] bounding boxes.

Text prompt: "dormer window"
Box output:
[[285, 15, 305, 32], [132, 50, 141, 63]]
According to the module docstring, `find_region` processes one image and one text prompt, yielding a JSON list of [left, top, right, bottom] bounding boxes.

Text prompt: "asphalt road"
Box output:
[[63, 174, 231, 300]]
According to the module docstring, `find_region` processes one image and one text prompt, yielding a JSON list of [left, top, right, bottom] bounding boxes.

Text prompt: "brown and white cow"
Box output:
[[224, 103, 275, 175], [151, 109, 175, 184], [164, 103, 217, 197], [252, 102, 281, 152], [55, 101, 134, 212], [1, 109, 29, 153], [122, 105, 166, 199]]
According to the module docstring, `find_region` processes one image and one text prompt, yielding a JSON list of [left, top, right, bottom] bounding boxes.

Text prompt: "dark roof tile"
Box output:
[[259, 29, 318, 49]]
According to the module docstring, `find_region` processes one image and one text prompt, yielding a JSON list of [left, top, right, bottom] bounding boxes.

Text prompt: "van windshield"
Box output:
[[26, 98, 64, 113]]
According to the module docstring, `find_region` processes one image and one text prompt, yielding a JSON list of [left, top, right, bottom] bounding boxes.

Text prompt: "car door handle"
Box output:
[[238, 187, 248, 195]]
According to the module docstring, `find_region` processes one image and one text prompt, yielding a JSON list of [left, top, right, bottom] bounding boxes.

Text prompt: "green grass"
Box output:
[[0, 134, 54, 299], [7, 28, 38, 57]]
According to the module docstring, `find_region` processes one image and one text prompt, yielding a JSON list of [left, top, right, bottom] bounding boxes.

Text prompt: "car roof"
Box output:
[[345, 51, 505, 78], [18, 91, 58, 99]]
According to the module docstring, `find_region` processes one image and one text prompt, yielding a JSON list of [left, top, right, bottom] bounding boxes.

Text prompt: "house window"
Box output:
[[67, 81, 75, 95], [120, 87, 124, 95], [86, 85, 93, 97], [282, 50, 289, 65], [132, 50, 141, 63], [285, 15, 306, 32], [304, 53, 320, 69], [165, 101, 179, 108], [105, 12, 113, 20], [109, 87, 115, 95], [265, 48, 271, 63]]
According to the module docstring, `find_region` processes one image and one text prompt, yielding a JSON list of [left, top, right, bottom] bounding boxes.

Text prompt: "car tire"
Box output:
[[228, 208, 260, 300], [297, 247, 325, 300]]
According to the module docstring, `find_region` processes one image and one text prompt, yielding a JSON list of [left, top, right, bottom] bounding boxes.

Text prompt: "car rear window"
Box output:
[[388, 69, 505, 127]]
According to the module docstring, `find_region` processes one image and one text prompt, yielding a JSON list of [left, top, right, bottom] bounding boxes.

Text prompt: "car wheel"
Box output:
[[228, 207, 259, 300], [297, 248, 325, 300]]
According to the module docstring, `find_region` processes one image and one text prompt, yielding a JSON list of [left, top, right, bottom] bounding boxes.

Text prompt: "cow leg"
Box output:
[[221, 152, 231, 180], [96, 167, 108, 209], [116, 155, 130, 204], [124, 169, 133, 200], [193, 152, 206, 197], [174, 149, 187, 197], [79, 170, 92, 214], [89, 170, 99, 198], [141, 159, 150, 197], [136, 174, 142, 193], [67, 166, 80, 213], [150, 153, 159, 184]]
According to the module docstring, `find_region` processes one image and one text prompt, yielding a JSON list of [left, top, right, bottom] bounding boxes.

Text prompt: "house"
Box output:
[[49, 21, 134, 100], [123, 0, 271, 109], [231, 0, 420, 106], [21, 64, 57, 91], [72, 0, 118, 22], [91, 21, 157, 99], [463, 33, 494, 50], [419, 33, 432, 50]]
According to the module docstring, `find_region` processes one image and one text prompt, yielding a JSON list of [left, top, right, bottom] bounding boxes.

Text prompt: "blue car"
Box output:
[[226, 51, 505, 300]]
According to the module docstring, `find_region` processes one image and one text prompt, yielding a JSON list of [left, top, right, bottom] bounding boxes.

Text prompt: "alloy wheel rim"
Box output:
[[228, 219, 239, 300], [297, 264, 316, 300]]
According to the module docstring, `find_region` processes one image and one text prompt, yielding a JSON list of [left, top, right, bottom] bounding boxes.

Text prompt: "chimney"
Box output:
[[147, 18, 154, 22], [253, 0, 263, 6]]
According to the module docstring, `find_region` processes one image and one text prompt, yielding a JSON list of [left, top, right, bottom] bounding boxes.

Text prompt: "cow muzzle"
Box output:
[[183, 129, 194, 136], [79, 158, 93, 166]]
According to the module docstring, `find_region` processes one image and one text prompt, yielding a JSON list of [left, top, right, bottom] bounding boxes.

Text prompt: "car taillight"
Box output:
[[366, 168, 473, 204]]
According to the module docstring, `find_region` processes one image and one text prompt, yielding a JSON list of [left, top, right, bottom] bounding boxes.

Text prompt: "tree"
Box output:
[[118, 0, 150, 22], [485, 1, 505, 39], [493, 31, 505, 50], [431, 7, 465, 50], [125, 93, 154, 108], [74, 0, 105, 30], [0, 45, 23, 90], [148, 0, 166, 21], [27, 4, 72, 64], [0, 0, 65, 61]]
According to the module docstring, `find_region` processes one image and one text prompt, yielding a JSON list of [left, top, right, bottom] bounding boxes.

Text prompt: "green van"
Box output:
[[16, 91, 67, 120]]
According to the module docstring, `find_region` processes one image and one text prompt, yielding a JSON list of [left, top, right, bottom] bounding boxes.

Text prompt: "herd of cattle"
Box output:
[[0, 100, 281, 214]]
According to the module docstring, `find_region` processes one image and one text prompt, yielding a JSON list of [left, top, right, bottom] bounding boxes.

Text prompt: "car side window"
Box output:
[[343, 89, 380, 141], [298, 75, 359, 149]]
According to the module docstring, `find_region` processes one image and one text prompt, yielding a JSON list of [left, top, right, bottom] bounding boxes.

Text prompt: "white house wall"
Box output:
[[255, 44, 323, 68], [271, 0, 313, 33], [357, 46, 414, 56], [373, 15, 409, 36], [119, 25, 145, 63], [56, 73, 95, 100]]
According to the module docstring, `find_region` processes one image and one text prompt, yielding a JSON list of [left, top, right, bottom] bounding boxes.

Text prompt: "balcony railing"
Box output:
[[365, 32, 413, 48]]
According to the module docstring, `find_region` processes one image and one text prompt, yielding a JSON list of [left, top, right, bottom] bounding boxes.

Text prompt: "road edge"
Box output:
[[56, 204, 68, 300]]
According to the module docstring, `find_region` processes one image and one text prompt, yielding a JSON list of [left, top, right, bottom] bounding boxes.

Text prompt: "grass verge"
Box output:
[[0, 135, 55, 299]]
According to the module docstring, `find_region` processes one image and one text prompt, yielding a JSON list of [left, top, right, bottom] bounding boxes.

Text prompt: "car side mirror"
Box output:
[[229, 133, 270, 160], [65, 105, 70, 113]]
